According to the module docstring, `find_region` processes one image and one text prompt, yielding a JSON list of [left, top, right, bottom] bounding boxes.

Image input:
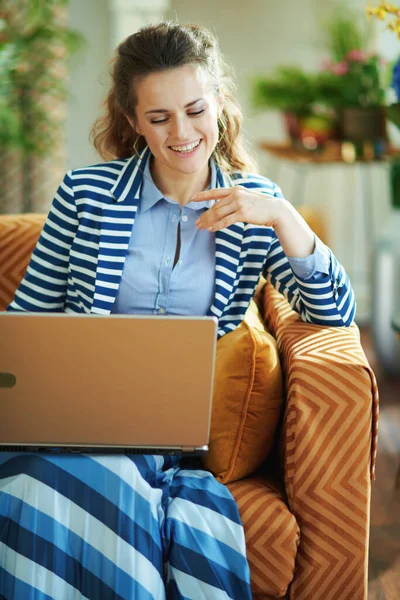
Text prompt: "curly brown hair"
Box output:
[[90, 22, 257, 174]]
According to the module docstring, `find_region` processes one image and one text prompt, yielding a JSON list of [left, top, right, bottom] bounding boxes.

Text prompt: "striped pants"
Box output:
[[0, 453, 252, 599]]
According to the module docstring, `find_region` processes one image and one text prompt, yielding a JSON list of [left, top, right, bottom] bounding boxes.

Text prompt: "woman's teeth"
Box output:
[[170, 140, 201, 153]]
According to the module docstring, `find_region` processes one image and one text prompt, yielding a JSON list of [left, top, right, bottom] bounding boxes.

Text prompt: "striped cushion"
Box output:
[[228, 475, 299, 598], [0, 214, 46, 312]]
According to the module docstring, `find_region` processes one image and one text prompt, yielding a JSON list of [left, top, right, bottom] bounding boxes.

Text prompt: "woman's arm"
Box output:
[[193, 183, 356, 327], [7, 171, 78, 312], [262, 227, 355, 327]]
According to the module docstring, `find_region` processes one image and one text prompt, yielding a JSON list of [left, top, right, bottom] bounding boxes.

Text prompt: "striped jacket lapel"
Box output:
[[207, 166, 243, 319], [91, 147, 150, 314], [90, 148, 243, 317]]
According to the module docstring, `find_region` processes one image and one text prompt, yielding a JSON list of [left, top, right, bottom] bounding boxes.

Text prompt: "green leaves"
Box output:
[[251, 6, 385, 116], [252, 66, 320, 116], [0, 0, 85, 156], [315, 55, 385, 108], [321, 7, 370, 63]]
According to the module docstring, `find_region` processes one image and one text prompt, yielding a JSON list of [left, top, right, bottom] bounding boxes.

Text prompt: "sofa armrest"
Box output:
[[261, 281, 378, 483], [0, 214, 46, 311], [260, 282, 379, 600]]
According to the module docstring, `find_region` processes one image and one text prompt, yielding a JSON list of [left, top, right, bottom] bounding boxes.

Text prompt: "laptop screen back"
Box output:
[[0, 314, 217, 452]]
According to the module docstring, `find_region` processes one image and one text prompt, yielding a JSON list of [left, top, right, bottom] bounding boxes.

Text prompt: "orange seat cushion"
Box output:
[[203, 300, 283, 483], [228, 475, 299, 597]]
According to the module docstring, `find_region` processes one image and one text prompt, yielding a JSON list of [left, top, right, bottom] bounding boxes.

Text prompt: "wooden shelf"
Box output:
[[259, 141, 400, 165]]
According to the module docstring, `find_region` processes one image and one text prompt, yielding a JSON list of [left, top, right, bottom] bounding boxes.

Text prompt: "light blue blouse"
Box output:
[[111, 157, 217, 316], [111, 156, 328, 316]]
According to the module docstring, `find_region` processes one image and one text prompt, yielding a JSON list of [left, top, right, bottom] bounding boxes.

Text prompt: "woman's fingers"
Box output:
[[199, 210, 243, 232], [195, 196, 235, 230], [191, 187, 231, 202], [193, 186, 281, 230]]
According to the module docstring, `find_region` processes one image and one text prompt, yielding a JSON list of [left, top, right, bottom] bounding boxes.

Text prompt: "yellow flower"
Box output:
[[366, 2, 400, 37], [388, 18, 400, 38], [366, 6, 386, 19], [383, 4, 400, 14]]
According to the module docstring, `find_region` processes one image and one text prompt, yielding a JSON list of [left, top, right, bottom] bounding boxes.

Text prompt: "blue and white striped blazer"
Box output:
[[7, 147, 356, 337]]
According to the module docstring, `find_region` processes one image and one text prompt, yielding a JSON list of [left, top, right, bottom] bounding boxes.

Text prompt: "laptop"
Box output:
[[0, 313, 218, 456]]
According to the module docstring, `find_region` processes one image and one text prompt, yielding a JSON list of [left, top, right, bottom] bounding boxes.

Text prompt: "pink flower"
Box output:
[[331, 61, 349, 75], [346, 49, 368, 62], [320, 57, 333, 71]]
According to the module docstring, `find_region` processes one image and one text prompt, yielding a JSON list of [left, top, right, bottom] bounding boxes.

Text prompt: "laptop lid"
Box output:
[[0, 314, 217, 453]]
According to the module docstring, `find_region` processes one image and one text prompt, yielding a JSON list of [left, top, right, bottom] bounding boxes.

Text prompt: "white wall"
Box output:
[[167, 0, 397, 164], [67, 0, 398, 170], [67, 0, 111, 170], [166, 0, 396, 321], [169, 0, 324, 150], [65, 0, 397, 320], [66, 0, 169, 170]]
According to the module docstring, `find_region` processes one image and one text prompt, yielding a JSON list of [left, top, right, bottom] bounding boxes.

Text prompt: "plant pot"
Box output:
[[282, 112, 302, 146], [282, 112, 337, 150], [337, 106, 387, 143], [390, 157, 400, 209], [299, 114, 338, 150]]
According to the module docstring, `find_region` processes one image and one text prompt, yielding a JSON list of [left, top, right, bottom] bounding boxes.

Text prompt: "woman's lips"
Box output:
[[168, 139, 202, 157]]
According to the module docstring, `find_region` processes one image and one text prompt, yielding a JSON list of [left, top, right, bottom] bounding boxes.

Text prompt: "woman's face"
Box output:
[[132, 64, 223, 176]]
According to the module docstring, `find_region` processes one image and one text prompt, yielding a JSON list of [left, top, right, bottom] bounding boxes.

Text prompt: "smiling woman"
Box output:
[[92, 23, 253, 171], [1, 20, 357, 600]]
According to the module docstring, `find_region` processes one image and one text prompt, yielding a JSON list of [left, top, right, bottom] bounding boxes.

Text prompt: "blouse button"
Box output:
[[182, 215, 188, 222]]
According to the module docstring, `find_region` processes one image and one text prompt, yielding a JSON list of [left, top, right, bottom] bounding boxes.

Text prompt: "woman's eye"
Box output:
[[188, 109, 205, 117], [151, 109, 205, 125]]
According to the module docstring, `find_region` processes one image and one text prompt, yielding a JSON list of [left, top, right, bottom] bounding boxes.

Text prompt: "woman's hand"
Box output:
[[192, 185, 316, 259], [192, 186, 285, 231]]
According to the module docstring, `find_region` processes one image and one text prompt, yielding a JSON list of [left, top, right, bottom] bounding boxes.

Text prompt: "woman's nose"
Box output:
[[169, 116, 190, 140]]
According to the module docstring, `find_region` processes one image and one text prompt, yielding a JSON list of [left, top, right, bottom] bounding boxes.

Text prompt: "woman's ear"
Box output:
[[126, 115, 140, 135]]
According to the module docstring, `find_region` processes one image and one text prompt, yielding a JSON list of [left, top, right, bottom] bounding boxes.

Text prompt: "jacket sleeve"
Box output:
[[262, 184, 356, 327], [7, 171, 79, 312]]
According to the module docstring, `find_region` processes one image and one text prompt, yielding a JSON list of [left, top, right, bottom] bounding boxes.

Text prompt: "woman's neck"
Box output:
[[150, 156, 211, 207]]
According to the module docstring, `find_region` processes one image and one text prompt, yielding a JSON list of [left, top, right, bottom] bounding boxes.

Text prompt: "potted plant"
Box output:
[[252, 66, 336, 149], [316, 7, 386, 148]]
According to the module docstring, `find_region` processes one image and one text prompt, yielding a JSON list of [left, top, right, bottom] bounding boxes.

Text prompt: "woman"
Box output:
[[0, 22, 355, 600]]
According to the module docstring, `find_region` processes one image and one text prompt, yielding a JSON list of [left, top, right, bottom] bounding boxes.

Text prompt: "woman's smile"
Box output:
[[168, 139, 203, 156]]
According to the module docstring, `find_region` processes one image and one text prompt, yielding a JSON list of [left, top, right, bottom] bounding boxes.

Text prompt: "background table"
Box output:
[[258, 142, 398, 323]]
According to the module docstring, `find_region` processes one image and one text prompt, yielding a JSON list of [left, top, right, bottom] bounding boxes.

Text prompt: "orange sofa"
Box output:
[[0, 213, 379, 600]]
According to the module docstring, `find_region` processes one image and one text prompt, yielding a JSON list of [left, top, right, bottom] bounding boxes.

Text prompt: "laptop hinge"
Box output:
[[182, 446, 197, 453], [182, 445, 208, 455]]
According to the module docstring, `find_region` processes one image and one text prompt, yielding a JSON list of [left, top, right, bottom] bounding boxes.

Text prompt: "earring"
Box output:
[[217, 118, 227, 145], [132, 136, 140, 156]]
